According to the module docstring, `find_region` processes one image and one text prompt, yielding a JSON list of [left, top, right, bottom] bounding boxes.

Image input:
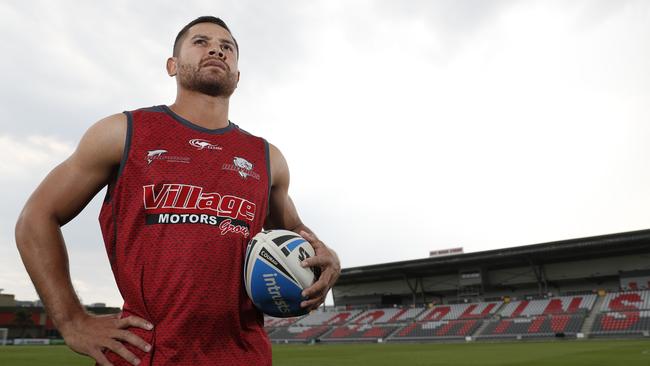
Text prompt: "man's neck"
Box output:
[[169, 89, 231, 130]]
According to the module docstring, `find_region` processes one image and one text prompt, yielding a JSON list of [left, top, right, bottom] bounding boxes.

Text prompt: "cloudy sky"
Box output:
[[1, 0, 649, 307]]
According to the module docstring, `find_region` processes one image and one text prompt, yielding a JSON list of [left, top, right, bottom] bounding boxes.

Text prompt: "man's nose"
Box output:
[[209, 49, 225, 58]]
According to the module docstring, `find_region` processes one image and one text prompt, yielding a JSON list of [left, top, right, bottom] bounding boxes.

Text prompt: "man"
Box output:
[[15, 16, 340, 366]]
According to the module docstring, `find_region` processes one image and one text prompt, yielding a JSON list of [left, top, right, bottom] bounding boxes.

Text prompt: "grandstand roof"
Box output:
[[338, 229, 650, 285]]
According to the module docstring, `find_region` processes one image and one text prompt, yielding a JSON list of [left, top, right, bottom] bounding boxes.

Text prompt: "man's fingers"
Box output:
[[105, 339, 141, 366], [302, 276, 330, 299], [299, 230, 313, 241], [113, 330, 152, 353], [299, 231, 324, 248], [117, 316, 154, 331], [90, 349, 114, 366], [300, 294, 324, 309], [301, 255, 331, 269]]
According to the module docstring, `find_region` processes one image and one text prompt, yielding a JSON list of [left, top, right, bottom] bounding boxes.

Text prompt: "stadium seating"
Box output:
[[589, 290, 650, 336], [498, 295, 596, 317], [599, 290, 650, 312], [480, 314, 585, 338], [294, 309, 363, 326], [392, 319, 483, 340], [321, 324, 402, 341], [262, 292, 650, 342], [267, 325, 331, 342], [591, 311, 650, 336], [349, 307, 425, 324], [417, 302, 500, 321], [264, 316, 301, 327]]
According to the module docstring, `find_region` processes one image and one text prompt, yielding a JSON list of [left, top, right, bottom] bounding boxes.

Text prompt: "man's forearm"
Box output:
[[15, 210, 87, 331], [290, 223, 315, 237]]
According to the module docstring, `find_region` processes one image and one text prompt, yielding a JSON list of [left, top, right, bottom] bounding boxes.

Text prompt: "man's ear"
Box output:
[[166, 57, 177, 77]]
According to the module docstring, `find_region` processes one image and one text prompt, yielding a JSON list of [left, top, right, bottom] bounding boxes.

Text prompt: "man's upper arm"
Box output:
[[22, 113, 127, 226], [265, 143, 302, 230]]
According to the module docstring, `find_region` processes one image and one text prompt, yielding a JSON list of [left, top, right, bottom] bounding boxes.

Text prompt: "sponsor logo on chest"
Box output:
[[142, 183, 256, 237]]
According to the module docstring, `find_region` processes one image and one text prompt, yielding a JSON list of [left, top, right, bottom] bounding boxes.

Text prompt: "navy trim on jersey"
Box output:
[[159, 105, 235, 134], [238, 126, 252, 136], [140, 105, 160, 112], [104, 112, 133, 203], [117, 111, 133, 179], [110, 196, 118, 273]]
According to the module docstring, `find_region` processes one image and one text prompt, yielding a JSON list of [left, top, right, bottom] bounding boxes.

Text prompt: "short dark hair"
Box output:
[[173, 16, 239, 57]]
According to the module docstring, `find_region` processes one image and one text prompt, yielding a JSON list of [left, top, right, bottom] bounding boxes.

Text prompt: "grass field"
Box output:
[[0, 340, 649, 365]]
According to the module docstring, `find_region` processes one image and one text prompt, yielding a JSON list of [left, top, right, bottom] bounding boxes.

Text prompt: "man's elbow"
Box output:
[[15, 206, 33, 251], [15, 205, 52, 251]]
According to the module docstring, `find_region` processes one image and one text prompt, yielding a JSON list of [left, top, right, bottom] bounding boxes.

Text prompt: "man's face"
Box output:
[[170, 22, 240, 97]]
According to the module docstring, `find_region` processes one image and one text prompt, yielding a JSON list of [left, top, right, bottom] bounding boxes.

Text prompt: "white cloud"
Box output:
[[0, 135, 74, 180]]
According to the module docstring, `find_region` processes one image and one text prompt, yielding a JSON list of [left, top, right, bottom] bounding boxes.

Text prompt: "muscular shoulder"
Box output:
[[268, 143, 289, 189], [73, 112, 127, 169]]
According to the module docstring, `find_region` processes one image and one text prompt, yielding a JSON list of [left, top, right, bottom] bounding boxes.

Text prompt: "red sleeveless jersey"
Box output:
[[98, 106, 271, 365]]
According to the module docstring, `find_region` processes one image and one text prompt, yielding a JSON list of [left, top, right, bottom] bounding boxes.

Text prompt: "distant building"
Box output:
[[0, 293, 16, 307]]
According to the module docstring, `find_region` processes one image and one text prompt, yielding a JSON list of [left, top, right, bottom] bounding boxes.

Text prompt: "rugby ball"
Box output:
[[244, 230, 319, 318]]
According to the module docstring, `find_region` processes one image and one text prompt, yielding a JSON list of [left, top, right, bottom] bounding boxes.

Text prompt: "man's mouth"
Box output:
[[202, 59, 227, 70]]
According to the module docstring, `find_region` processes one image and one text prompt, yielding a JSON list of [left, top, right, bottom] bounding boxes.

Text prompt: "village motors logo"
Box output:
[[142, 183, 256, 237], [189, 139, 223, 150]]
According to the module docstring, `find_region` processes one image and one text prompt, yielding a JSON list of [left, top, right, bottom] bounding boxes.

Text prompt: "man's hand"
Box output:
[[298, 231, 341, 311], [59, 312, 153, 366]]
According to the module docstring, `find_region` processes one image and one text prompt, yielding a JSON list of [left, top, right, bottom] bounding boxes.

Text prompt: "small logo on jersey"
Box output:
[[147, 150, 167, 164], [146, 149, 191, 165], [222, 157, 260, 180], [189, 139, 223, 151]]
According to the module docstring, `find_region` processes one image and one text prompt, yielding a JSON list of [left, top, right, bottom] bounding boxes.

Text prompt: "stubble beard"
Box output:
[[177, 63, 238, 98]]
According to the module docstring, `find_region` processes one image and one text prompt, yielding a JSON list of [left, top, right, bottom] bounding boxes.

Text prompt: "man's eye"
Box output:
[[223, 44, 232, 51], [194, 39, 206, 45]]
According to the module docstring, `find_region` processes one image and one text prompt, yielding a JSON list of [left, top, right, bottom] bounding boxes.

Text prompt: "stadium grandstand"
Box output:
[[266, 229, 650, 343], [1, 229, 650, 344]]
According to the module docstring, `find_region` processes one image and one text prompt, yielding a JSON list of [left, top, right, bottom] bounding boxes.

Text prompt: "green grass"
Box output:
[[274, 340, 650, 366], [0, 345, 89, 366], [0, 340, 649, 365]]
